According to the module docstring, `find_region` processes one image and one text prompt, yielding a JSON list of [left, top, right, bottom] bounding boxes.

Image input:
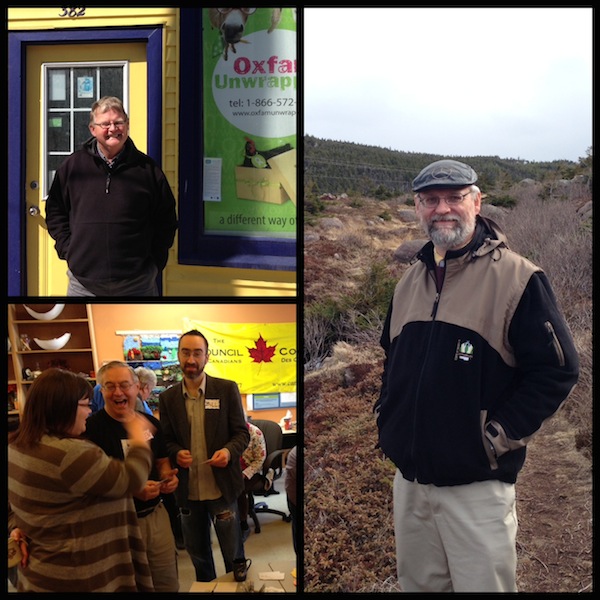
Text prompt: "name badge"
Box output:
[[205, 398, 220, 409]]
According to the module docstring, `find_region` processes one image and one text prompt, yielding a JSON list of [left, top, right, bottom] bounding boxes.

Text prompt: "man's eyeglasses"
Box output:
[[180, 349, 206, 359], [102, 382, 134, 392], [418, 190, 473, 209], [93, 120, 127, 130]]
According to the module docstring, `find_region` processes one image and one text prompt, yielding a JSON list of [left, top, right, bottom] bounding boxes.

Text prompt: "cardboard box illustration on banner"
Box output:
[[235, 166, 289, 204], [235, 148, 296, 205], [268, 148, 296, 205]]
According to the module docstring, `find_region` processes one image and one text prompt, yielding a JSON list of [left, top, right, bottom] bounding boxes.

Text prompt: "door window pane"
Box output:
[[48, 69, 69, 108], [47, 112, 71, 153], [99, 67, 124, 99], [74, 111, 92, 148], [47, 156, 63, 186]]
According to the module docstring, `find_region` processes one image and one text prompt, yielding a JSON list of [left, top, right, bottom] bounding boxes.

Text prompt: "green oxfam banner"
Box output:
[[202, 8, 297, 237]]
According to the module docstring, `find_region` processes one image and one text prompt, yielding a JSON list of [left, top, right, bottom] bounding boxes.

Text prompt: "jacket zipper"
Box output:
[[411, 267, 442, 478], [431, 291, 441, 319], [105, 172, 111, 194], [545, 321, 566, 367]]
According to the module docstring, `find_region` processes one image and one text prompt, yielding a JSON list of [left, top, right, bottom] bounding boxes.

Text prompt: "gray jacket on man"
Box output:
[[159, 375, 249, 506]]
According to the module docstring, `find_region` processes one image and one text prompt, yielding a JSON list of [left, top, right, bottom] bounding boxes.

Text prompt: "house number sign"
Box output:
[[58, 7, 86, 18]]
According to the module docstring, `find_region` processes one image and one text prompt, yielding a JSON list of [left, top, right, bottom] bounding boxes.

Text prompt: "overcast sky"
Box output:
[[304, 7, 592, 163]]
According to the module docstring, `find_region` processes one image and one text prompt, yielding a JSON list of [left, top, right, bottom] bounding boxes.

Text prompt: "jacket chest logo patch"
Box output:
[[454, 340, 474, 362]]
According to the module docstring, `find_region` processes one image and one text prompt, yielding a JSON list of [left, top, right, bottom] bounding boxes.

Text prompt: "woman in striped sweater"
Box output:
[[8, 369, 155, 592]]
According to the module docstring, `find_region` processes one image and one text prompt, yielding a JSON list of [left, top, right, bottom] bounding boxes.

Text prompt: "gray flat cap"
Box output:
[[412, 159, 478, 192]]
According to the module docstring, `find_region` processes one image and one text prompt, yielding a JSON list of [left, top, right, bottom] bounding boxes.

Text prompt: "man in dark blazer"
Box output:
[[159, 329, 250, 582]]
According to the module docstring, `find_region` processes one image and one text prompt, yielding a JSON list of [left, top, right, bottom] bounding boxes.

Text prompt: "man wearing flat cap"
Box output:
[[374, 159, 579, 592]]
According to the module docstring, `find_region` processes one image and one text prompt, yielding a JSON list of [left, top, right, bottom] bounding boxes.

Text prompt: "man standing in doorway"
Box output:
[[46, 96, 177, 296], [159, 330, 250, 582]]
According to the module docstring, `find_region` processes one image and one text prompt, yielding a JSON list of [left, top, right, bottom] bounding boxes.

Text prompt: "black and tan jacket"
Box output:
[[375, 216, 579, 486]]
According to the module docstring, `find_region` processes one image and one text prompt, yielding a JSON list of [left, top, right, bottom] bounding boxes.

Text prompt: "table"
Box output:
[[268, 560, 297, 593], [189, 559, 297, 593]]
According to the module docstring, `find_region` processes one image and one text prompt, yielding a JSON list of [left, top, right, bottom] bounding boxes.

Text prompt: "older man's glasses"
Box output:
[[102, 382, 134, 392], [418, 191, 473, 209], [93, 120, 127, 130]]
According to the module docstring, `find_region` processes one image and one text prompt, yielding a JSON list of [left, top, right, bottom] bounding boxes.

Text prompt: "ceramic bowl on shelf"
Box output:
[[33, 332, 71, 350], [23, 304, 65, 320]]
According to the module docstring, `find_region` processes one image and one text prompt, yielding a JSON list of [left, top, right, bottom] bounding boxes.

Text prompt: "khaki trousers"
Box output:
[[393, 471, 518, 592], [137, 501, 180, 592]]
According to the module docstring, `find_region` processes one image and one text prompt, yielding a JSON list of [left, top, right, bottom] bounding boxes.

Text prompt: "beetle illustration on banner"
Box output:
[[183, 318, 296, 394]]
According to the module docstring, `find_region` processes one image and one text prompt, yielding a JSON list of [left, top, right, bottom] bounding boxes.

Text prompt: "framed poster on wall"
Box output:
[[178, 7, 298, 271], [202, 7, 297, 237]]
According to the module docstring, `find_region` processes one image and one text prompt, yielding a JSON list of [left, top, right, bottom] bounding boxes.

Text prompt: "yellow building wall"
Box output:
[[8, 7, 297, 298]]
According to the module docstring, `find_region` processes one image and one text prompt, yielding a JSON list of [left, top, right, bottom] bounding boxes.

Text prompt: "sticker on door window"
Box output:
[[77, 76, 94, 99]]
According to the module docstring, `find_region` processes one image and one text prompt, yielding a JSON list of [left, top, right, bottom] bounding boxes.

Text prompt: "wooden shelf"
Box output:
[[13, 318, 89, 324], [15, 348, 94, 354], [7, 304, 99, 412]]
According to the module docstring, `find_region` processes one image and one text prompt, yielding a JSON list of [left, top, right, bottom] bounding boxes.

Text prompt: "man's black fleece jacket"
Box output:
[[46, 137, 177, 294]]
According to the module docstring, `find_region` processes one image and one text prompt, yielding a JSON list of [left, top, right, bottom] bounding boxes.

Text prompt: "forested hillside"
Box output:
[[304, 135, 591, 197]]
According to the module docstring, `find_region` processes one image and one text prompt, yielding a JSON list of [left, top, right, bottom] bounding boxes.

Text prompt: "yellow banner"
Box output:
[[182, 319, 296, 394]]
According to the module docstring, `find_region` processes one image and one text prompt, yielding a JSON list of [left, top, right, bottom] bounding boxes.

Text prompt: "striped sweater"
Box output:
[[8, 435, 154, 592]]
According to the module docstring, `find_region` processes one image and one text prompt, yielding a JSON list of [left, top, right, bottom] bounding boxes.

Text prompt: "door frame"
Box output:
[[8, 27, 164, 296]]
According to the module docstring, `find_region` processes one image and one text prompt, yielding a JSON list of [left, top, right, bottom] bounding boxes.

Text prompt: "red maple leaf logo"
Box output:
[[248, 335, 277, 363]]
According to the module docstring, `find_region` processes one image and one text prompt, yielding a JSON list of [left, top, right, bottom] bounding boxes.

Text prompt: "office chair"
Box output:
[[248, 419, 291, 533]]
